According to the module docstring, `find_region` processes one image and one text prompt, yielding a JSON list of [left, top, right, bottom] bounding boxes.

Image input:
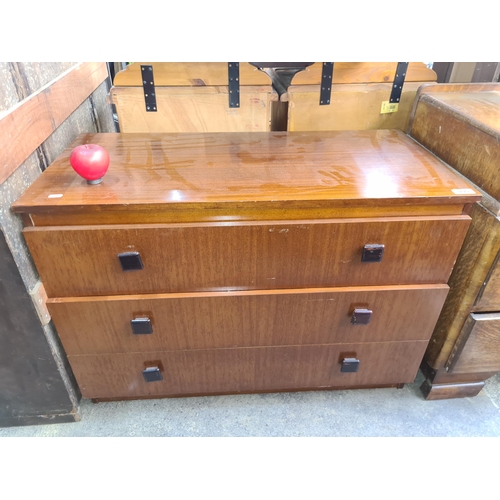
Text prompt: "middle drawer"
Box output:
[[48, 285, 449, 355]]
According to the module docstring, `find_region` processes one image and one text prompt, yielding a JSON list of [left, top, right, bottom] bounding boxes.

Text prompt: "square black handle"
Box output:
[[142, 366, 162, 382], [351, 308, 373, 325], [362, 244, 385, 262], [341, 358, 360, 373], [118, 252, 144, 271], [131, 317, 153, 335]]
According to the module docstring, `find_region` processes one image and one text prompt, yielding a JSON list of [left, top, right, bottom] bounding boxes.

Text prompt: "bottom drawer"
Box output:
[[69, 341, 428, 399], [447, 312, 500, 374]]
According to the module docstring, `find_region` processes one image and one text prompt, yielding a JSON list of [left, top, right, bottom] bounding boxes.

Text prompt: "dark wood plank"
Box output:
[[24, 216, 470, 297], [424, 203, 500, 367], [420, 359, 498, 385], [12, 130, 480, 218], [447, 313, 500, 374], [0, 62, 108, 184], [474, 252, 500, 311], [68, 341, 428, 399], [47, 285, 449, 355], [420, 380, 485, 400]]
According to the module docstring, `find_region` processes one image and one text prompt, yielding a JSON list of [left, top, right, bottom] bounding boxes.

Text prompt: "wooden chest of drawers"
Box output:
[[12, 130, 479, 401]]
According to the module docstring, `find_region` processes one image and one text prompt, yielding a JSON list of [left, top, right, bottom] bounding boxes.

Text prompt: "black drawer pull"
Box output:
[[362, 244, 385, 262], [341, 358, 360, 373], [118, 251, 144, 271], [131, 317, 153, 335], [142, 366, 162, 382], [351, 308, 373, 325]]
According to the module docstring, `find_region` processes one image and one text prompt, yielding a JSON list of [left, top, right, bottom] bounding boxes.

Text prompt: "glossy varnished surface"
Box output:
[[68, 341, 428, 399], [47, 285, 449, 355], [12, 130, 480, 216], [23, 216, 470, 297], [448, 313, 500, 374]]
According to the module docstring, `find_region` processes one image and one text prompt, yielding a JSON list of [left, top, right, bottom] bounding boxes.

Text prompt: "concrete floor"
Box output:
[[2, 371, 500, 437]]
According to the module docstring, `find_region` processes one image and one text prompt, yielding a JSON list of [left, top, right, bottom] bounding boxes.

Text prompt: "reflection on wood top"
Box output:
[[13, 130, 481, 215]]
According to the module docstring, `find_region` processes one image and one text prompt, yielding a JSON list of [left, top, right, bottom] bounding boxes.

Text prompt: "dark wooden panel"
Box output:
[[24, 216, 470, 297], [0, 230, 77, 426], [425, 203, 500, 367], [421, 380, 485, 400], [474, 252, 500, 311], [68, 341, 428, 399], [448, 313, 500, 374], [420, 360, 497, 385], [48, 285, 449, 355], [12, 130, 480, 218], [410, 91, 500, 202]]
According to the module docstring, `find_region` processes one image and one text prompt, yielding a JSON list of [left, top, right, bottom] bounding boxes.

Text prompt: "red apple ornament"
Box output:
[[70, 144, 110, 185]]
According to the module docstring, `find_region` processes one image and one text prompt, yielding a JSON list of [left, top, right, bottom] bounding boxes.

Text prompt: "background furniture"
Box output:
[[110, 62, 438, 134], [409, 83, 500, 399], [282, 62, 436, 132], [13, 130, 478, 401], [110, 62, 275, 133]]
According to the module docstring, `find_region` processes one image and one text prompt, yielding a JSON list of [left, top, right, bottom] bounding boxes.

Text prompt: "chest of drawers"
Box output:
[[12, 130, 479, 401]]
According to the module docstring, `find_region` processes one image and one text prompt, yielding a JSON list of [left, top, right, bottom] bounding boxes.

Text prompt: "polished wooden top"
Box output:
[[13, 130, 480, 215]]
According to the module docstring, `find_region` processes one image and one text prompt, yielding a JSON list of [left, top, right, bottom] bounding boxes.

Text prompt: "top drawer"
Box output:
[[24, 216, 470, 297]]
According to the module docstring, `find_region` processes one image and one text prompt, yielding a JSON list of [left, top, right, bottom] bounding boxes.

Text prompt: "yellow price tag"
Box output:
[[380, 101, 399, 114]]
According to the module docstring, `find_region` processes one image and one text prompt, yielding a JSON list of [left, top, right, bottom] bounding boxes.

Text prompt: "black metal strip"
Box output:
[[228, 62, 240, 108], [141, 65, 157, 112], [319, 62, 334, 105], [389, 62, 409, 104]]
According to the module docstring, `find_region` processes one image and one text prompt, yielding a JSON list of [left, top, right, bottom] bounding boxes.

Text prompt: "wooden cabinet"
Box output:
[[13, 129, 479, 401], [409, 83, 500, 399]]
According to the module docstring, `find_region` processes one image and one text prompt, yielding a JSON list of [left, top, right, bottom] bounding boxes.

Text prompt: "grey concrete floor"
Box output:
[[2, 371, 500, 437]]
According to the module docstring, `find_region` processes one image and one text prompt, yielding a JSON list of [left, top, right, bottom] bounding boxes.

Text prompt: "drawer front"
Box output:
[[448, 312, 500, 374], [68, 341, 428, 399], [474, 256, 500, 312], [25, 217, 470, 297], [49, 285, 449, 355]]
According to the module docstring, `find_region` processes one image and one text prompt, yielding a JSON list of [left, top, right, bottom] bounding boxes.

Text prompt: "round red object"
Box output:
[[69, 144, 110, 184]]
